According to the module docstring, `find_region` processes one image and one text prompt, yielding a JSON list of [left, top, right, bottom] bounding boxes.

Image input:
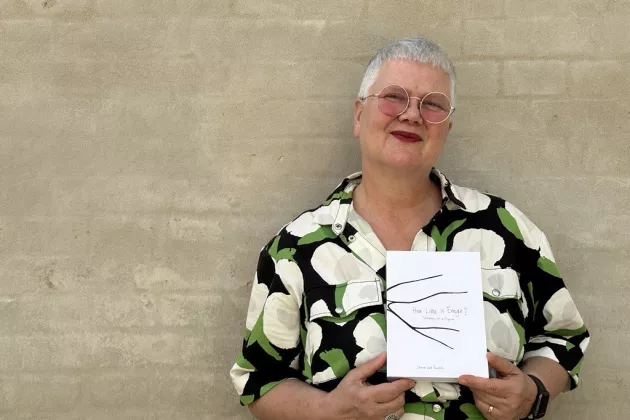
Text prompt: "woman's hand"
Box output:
[[458, 352, 537, 420], [324, 352, 415, 420]]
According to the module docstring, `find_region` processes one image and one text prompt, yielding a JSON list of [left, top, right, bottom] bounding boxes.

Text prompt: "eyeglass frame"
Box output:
[[359, 83, 455, 124]]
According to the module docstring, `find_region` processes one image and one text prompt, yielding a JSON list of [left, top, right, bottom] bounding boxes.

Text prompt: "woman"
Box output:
[[230, 38, 589, 420]]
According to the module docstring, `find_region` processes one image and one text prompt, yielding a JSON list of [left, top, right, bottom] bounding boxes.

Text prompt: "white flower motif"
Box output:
[[411, 382, 461, 402], [286, 201, 340, 238], [348, 241, 386, 272], [538, 233, 557, 263], [347, 207, 386, 270], [290, 353, 300, 370], [520, 292, 529, 319], [528, 336, 569, 346], [432, 382, 461, 401], [313, 200, 340, 224], [312, 366, 336, 383], [412, 381, 437, 399], [245, 273, 269, 331], [341, 281, 381, 314], [505, 202, 555, 262], [275, 259, 304, 306], [524, 347, 559, 363], [305, 322, 323, 365], [483, 302, 522, 361], [230, 358, 255, 396], [230, 369, 250, 395], [482, 268, 521, 298], [353, 316, 386, 366], [451, 185, 491, 213], [542, 288, 584, 332], [311, 242, 374, 285], [452, 228, 506, 267], [263, 292, 300, 349], [286, 212, 319, 238], [424, 235, 437, 252], [309, 299, 331, 320]]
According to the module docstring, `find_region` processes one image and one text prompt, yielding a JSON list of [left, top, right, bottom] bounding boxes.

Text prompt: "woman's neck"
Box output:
[[354, 166, 441, 219], [351, 165, 443, 250]]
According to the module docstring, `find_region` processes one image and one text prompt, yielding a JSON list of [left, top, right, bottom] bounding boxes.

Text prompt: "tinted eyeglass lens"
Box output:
[[377, 85, 408, 116], [420, 92, 451, 123]]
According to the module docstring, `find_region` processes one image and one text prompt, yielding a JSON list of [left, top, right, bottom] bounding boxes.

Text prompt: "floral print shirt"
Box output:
[[230, 169, 589, 419]]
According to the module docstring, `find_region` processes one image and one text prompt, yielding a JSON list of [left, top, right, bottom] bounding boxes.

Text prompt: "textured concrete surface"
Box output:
[[0, 0, 627, 418]]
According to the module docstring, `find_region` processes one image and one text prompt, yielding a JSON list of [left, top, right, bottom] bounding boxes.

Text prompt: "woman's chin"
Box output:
[[382, 151, 427, 169]]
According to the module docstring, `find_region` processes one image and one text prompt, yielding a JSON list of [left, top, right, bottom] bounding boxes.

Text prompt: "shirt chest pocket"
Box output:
[[303, 278, 385, 385], [306, 278, 383, 320], [481, 268, 522, 300], [481, 268, 527, 363]]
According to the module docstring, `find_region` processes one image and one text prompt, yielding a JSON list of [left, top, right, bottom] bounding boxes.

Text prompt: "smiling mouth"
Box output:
[[391, 131, 422, 143]]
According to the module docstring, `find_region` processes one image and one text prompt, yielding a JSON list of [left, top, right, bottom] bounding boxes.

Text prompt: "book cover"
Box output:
[[386, 251, 488, 382]]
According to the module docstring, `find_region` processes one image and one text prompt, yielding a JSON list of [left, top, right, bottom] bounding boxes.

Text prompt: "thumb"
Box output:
[[348, 352, 387, 381], [487, 352, 518, 376]]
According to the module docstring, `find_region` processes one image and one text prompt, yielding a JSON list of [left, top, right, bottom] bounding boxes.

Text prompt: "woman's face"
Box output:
[[353, 59, 453, 172]]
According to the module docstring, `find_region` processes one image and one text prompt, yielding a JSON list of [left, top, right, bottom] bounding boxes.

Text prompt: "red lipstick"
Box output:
[[391, 131, 422, 143]]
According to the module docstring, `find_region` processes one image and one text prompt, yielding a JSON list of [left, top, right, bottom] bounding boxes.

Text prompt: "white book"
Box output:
[[386, 251, 488, 382]]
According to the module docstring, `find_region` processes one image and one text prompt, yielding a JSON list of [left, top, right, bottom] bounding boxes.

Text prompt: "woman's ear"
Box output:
[[353, 99, 363, 138]]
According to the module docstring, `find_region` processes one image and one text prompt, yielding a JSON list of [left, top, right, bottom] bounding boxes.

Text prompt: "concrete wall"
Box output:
[[0, 0, 627, 418]]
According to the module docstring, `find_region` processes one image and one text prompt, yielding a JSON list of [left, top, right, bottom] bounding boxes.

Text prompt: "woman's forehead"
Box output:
[[374, 59, 450, 94]]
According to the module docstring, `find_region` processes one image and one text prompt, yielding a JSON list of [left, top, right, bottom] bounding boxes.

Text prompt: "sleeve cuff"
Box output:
[[523, 341, 584, 391]]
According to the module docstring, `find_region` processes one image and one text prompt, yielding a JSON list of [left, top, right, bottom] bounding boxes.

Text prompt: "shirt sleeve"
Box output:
[[230, 236, 305, 405], [509, 205, 590, 390]]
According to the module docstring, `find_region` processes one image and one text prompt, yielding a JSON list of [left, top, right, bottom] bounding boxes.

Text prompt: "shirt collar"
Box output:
[[429, 168, 467, 209], [323, 168, 467, 236]]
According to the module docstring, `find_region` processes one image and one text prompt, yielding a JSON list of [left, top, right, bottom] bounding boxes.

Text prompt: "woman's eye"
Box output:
[[424, 102, 443, 110]]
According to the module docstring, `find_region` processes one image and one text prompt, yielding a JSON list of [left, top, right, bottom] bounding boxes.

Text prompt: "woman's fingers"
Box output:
[[368, 379, 415, 403], [471, 389, 505, 408], [375, 392, 406, 415], [473, 394, 504, 419], [393, 407, 405, 419]]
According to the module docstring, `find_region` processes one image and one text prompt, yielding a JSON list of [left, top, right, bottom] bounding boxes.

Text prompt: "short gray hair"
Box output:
[[358, 38, 457, 107]]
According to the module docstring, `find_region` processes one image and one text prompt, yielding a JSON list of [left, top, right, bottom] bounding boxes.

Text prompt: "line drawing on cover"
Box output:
[[386, 274, 468, 350]]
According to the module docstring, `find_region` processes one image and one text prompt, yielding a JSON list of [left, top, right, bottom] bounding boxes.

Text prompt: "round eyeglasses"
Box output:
[[360, 84, 455, 124]]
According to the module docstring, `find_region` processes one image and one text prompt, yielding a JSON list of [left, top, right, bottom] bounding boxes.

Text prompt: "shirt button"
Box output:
[[335, 307, 343, 314], [492, 288, 501, 297], [432, 404, 441, 413], [348, 235, 356, 242], [334, 223, 342, 230]]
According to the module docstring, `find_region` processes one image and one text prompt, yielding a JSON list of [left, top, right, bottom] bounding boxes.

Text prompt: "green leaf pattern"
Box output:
[[538, 256, 561, 278], [319, 349, 350, 377], [297, 225, 337, 245], [497, 207, 523, 240], [246, 312, 281, 361], [431, 219, 467, 251], [230, 171, 589, 414]]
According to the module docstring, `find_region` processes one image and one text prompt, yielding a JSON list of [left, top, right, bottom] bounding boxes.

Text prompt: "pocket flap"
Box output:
[[482, 268, 522, 299], [306, 279, 383, 321]]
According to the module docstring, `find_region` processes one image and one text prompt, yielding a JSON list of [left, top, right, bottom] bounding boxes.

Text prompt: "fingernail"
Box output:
[[458, 378, 468, 386]]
